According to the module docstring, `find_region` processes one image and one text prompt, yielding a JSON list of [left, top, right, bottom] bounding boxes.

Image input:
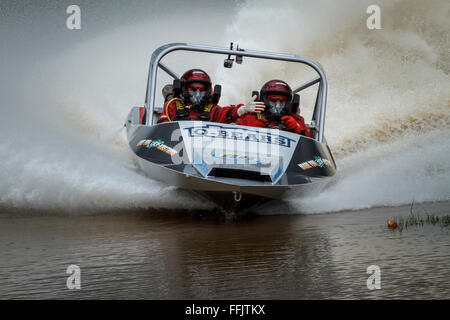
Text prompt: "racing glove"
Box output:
[[282, 116, 301, 134], [237, 95, 266, 117]]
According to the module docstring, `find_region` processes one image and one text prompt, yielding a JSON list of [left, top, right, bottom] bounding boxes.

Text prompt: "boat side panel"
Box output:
[[128, 122, 187, 165], [285, 138, 336, 179]]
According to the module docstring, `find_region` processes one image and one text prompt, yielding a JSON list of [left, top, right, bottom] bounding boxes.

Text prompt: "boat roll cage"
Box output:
[[145, 43, 328, 143]]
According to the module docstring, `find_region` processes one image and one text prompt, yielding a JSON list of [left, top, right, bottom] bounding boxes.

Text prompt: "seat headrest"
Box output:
[[291, 94, 300, 114]]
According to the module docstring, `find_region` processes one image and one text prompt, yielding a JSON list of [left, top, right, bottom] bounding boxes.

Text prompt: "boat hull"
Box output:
[[125, 118, 336, 211]]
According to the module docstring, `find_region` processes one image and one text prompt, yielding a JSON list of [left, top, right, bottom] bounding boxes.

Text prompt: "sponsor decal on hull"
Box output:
[[177, 122, 300, 184], [210, 152, 271, 165], [184, 124, 296, 148], [137, 139, 178, 156], [298, 156, 333, 170]]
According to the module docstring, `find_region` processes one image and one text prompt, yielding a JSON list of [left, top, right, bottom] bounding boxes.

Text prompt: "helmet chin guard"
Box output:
[[188, 89, 207, 109], [268, 101, 286, 116]]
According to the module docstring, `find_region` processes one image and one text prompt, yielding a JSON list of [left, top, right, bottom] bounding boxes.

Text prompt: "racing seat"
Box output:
[[139, 107, 147, 124]]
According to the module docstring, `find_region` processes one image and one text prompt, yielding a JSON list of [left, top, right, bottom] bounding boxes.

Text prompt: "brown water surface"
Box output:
[[0, 201, 449, 299]]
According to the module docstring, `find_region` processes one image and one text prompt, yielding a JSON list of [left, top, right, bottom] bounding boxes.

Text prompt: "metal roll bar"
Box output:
[[145, 43, 328, 143]]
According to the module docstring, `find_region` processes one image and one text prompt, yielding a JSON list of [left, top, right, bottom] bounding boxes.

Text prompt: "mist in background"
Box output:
[[0, 0, 449, 213]]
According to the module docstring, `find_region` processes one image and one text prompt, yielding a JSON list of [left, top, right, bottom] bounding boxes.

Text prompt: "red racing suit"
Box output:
[[236, 111, 311, 137], [157, 98, 240, 124]]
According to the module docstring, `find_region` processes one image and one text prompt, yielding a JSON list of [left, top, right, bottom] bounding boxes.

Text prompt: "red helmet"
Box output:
[[260, 80, 292, 102], [180, 69, 211, 84], [180, 69, 212, 105], [260, 80, 293, 115]]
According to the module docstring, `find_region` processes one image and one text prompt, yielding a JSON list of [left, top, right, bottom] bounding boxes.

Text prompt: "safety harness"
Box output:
[[165, 98, 215, 122], [197, 104, 214, 120]]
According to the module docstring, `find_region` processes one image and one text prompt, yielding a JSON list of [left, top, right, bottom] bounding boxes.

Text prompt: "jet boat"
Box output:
[[125, 43, 336, 211]]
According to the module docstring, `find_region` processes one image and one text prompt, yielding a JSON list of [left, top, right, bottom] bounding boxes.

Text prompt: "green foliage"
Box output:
[[389, 213, 450, 232]]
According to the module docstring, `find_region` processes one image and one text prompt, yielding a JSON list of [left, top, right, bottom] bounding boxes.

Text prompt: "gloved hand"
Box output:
[[237, 95, 266, 117], [253, 118, 267, 128], [282, 116, 301, 134]]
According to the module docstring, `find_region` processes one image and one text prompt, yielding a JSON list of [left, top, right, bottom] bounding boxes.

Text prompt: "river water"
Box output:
[[1, 201, 449, 299]]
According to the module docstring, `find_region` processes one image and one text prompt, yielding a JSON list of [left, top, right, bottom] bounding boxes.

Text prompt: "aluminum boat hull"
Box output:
[[125, 119, 336, 211]]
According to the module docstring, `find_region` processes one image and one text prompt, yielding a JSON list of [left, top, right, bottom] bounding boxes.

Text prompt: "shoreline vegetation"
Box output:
[[388, 202, 450, 232]]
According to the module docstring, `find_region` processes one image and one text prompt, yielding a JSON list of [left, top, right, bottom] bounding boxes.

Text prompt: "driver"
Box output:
[[236, 80, 310, 136], [157, 69, 237, 124]]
